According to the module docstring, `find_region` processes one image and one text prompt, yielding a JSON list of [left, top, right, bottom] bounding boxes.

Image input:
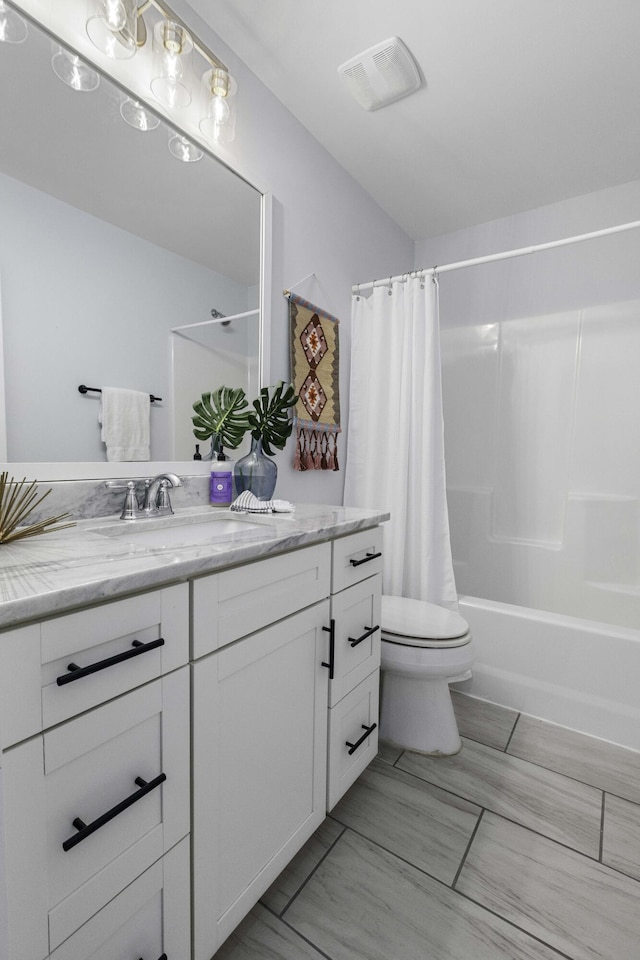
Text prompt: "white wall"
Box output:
[[416, 179, 640, 629], [168, 2, 415, 505]]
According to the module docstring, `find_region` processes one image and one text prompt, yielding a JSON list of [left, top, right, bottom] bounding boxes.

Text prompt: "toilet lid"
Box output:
[[381, 595, 469, 642]]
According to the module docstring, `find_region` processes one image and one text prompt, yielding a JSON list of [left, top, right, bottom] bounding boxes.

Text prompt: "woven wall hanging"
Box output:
[[288, 292, 341, 471]]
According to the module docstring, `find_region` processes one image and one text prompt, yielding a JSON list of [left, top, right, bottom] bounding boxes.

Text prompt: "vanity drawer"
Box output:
[[331, 527, 383, 594], [327, 669, 379, 811], [329, 573, 381, 707], [49, 836, 190, 960], [192, 542, 331, 658], [2, 668, 189, 959], [40, 583, 189, 730]]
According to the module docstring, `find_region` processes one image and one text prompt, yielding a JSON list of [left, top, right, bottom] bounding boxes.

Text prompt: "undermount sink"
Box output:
[[90, 513, 268, 549]]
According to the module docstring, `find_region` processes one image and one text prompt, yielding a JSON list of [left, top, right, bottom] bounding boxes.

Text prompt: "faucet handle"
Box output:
[[156, 479, 174, 515], [120, 481, 143, 520]]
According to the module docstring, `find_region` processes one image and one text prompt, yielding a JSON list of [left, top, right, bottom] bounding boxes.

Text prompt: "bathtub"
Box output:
[[452, 596, 640, 751]]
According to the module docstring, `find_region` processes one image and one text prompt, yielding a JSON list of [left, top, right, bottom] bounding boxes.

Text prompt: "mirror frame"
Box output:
[[0, 2, 272, 481]]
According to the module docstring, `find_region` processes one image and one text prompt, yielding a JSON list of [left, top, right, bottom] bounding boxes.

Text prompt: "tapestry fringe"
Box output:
[[294, 426, 340, 472]]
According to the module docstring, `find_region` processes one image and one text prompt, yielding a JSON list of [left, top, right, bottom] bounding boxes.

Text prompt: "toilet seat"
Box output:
[[381, 595, 471, 649]]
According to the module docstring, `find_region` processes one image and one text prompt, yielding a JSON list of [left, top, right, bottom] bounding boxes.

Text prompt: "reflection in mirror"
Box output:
[[0, 7, 262, 464]]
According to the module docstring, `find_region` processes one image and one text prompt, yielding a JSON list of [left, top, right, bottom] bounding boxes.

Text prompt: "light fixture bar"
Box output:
[[141, 0, 228, 72]]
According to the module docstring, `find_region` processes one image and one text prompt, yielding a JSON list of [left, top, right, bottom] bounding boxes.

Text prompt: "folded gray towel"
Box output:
[[230, 491, 293, 513]]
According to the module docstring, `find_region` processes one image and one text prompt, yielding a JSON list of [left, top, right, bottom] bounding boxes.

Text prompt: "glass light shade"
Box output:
[[150, 18, 193, 108], [199, 69, 237, 144], [0, 1, 28, 43], [120, 97, 160, 131], [86, 0, 137, 60], [168, 132, 203, 163], [51, 47, 100, 92]]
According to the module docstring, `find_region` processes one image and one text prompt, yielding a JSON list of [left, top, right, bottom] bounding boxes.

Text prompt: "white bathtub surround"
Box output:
[[441, 299, 640, 631], [345, 275, 456, 606], [455, 596, 640, 751]]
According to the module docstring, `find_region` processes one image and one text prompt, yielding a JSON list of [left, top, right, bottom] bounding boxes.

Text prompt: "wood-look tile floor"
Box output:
[[215, 693, 640, 960]]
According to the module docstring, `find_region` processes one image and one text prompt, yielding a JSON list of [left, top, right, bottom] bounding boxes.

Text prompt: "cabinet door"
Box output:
[[192, 542, 330, 658], [330, 573, 381, 706], [327, 670, 379, 811], [332, 526, 383, 593], [49, 836, 190, 960], [3, 668, 189, 959], [192, 600, 330, 960]]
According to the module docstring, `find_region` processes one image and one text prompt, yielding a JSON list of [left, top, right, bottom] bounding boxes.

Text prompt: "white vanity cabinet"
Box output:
[[0, 584, 190, 960], [191, 531, 383, 959], [0, 515, 384, 960], [327, 529, 382, 809], [191, 544, 332, 960]]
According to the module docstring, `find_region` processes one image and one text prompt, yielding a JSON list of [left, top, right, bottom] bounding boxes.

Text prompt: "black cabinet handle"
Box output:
[[321, 620, 335, 680], [348, 624, 380, 648], [345, 723, 377, 756], [56, 637, 165, 686], [349, 551, 381, 568], [138, 955, 167, 960], [62, 773, 166, 851]]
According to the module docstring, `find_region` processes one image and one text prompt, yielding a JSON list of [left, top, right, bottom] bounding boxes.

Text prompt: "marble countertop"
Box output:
[[0, 504, 388, 629]]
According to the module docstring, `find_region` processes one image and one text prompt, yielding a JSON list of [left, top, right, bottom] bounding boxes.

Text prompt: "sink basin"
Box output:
[[91, 513, 267, 549]]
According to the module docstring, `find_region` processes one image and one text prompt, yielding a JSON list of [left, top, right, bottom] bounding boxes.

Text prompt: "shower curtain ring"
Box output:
[[388, 276, 393, 295]]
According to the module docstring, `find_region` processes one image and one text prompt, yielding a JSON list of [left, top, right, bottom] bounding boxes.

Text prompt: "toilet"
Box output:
[[380, 595, 474, 756]]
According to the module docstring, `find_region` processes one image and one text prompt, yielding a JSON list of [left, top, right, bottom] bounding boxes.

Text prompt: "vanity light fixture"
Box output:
[[51, 45, 101, 92], [199, 66, 237, 145], [150, 16, 193, 107], [167, 130, 203, 162], [86, 0, 137, 60], [120, 95, 160, 130], [0, 0, 28, 44]]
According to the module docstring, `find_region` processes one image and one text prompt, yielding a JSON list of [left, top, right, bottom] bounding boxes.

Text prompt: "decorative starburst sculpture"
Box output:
[[0, 473, 75, 544]]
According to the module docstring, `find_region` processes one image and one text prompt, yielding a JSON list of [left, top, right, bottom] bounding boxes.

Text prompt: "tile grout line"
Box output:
[[277, 915, 337, 960], [277, 822, 347, 919], [500, 743, 640, 803], [453, 886, 576, 960], [280, 817, 573, 960], [503, 711, 521, 753], [393, 755, 602, 863], [451, 807, 484, 889]]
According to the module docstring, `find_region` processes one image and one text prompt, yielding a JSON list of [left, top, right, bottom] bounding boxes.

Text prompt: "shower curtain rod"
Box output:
[[352, 218, 640, 294]]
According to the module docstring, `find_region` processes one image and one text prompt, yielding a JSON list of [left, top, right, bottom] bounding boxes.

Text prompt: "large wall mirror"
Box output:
[[0, 4, 266, 476]]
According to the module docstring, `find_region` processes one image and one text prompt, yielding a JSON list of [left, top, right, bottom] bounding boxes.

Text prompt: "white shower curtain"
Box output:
[[344, 275, 458, 607]]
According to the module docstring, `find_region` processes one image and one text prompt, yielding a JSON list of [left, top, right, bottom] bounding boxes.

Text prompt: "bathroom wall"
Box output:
[[168, 1, 416, 505], [415, 179, 640, 630]]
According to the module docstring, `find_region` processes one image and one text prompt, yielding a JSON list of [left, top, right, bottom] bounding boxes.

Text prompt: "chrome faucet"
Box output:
[[118, 473, 183, 520], [141, 473, 183, 516]]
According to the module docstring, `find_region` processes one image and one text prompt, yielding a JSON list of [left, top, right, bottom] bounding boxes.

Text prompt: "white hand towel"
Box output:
[[98, 387, 151, 461]]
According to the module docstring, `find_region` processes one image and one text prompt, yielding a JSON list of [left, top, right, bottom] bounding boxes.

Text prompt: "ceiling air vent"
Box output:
[[337, 37, 421, 111]]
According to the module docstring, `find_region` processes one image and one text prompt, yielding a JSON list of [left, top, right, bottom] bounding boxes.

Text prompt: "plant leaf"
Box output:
[[247, 381, 298, 455], [191, 387, 250, 449]]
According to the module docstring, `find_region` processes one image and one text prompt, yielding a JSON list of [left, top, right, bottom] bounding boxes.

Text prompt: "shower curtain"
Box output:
[[344, 275, 458, 607]]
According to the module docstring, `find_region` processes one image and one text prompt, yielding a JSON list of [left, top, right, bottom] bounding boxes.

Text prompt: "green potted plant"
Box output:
[[234, 381, 297, 499], [191, 387, 251, 460]]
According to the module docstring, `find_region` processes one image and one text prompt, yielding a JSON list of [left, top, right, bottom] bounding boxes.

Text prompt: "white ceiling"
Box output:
[[186, 0, 640, 241]]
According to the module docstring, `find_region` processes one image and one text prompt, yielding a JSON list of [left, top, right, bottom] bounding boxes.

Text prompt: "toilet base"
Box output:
[[380, 672, 462, 756]]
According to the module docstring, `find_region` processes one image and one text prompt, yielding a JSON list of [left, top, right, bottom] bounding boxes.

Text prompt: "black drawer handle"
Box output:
[[349, 551, 381, 568], [348, 624, 380, 648], [62, 773, 166, 851], [321, 620, 335, 680], [138, 955, 167, 960], [345, 723, 377, 756], [56, 637, 165, 686]]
